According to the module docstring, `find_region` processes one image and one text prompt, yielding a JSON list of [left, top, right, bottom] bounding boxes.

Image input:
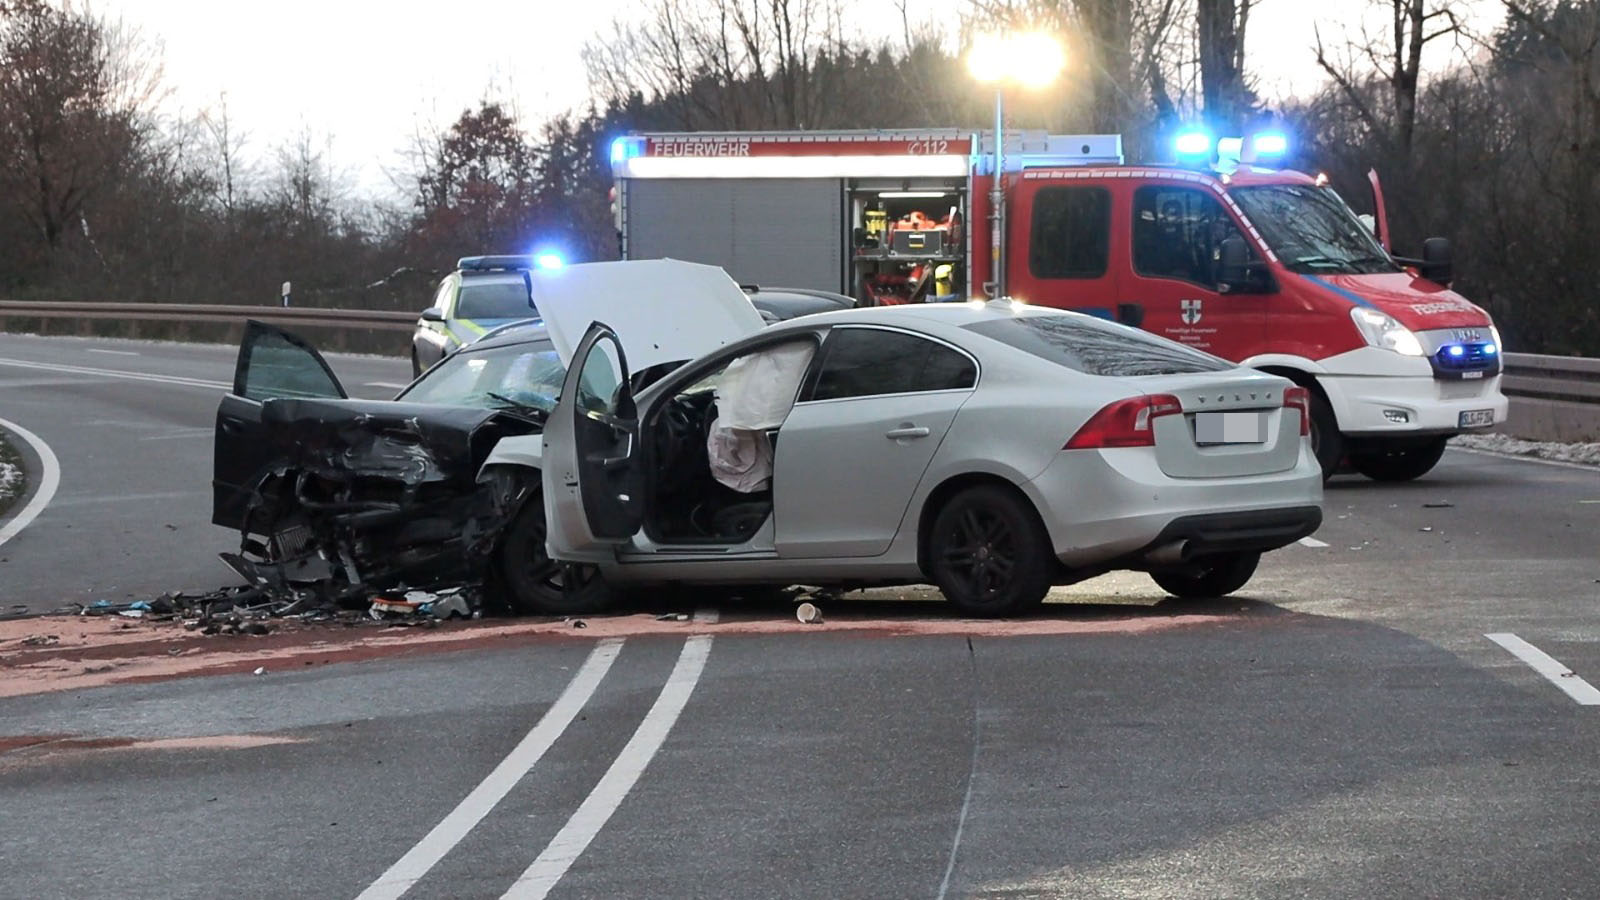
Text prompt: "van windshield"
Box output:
[[1229, 184, 1400, 276]]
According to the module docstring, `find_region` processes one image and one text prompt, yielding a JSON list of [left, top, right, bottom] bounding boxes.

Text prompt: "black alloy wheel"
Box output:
[[927, 485, 1053, 617], [1150, 551, 1261, 599], [1349, 436, 1449, 482], [498, 488, 611, 614]]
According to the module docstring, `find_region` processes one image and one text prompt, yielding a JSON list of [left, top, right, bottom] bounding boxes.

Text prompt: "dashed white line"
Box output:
[[1297, 536, 1330, 548], [501, 634, 714, 900], [1486, 633, 1600, 706], [0, 416, 62, 550], [355, 639, 626, 900], [85, 348, 140, 356]]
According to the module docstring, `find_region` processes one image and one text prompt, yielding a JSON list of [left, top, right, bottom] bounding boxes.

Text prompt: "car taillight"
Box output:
[[1064, 394, 1183, 449], [1283, 386, 1311, 437]]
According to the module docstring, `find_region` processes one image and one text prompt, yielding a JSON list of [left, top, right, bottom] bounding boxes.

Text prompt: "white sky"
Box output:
[[94, 0, 1507, 196]]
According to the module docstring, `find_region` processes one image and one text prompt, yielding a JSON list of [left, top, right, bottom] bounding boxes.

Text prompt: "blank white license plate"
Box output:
[[1459, 408, 1495, 427], [1194, 411, 1268, 445]]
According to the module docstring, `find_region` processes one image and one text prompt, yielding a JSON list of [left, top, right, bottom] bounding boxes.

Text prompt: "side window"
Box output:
[[1132, 186, 1238, 287], [430, 278, 455, 315], [236, 325, 345, 401], [808, 329, 976, 401], [1029, 187, 1111, 279], [576, 337, 625, 416]]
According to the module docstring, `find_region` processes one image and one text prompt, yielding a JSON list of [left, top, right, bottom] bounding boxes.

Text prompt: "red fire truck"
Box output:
[[606, 128, 1506, 481]]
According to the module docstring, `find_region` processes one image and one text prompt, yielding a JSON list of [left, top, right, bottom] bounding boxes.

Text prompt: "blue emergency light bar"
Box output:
[[535, 252, 564, 270], [457, 255, 537, 271], [1252, 132, 1289, 157], [1174, 129, 1213, 157]]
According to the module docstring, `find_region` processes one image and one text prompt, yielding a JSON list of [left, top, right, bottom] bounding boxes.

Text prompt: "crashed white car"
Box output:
[[520, 260, 1323, 616]]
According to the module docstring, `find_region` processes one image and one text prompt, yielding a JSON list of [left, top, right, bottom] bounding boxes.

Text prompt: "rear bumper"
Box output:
[[1020, 445, 1324, 569]]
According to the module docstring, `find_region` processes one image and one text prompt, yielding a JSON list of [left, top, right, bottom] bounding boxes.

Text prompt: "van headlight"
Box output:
[[1350, 307, 1424, 356]]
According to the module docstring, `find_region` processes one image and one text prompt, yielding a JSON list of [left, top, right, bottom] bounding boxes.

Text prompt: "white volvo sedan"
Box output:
[[526, 260, 1324, 617]]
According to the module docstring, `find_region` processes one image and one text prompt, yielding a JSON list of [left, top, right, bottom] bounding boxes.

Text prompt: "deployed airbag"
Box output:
[[707, 342, 813, 492]]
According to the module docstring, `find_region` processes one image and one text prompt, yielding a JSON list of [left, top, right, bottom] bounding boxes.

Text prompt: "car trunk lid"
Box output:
[[1130, 370, 1303, 478]]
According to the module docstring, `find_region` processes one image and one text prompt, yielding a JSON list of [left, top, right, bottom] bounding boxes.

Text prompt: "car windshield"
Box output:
[[1228, 184, 1399, 275], [398, 340, 565, 412], [965, 310, 1232, 376], [456, 277, 535, 319]]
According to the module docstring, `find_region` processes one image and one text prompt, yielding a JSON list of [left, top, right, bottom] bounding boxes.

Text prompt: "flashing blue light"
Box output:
[[535, 252, 564, 270], [1252, 132, 1289, 156], [1484, 343, 1498, 355], [609, 138, 627, 164], [1446, 345, 1465, 358], [1174, 129, 1213, 157]]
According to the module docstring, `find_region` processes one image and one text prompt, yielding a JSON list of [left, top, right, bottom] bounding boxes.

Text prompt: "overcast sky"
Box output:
[[93, 0, 1506, 196]]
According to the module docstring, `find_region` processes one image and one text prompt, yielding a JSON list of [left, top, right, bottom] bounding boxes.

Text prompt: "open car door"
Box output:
[[541, 322, 644, 564], [212, 321, 348, 530]]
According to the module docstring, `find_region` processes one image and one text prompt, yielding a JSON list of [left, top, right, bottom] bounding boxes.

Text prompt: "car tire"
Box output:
[[497, 489, 611, 615], [927, 485, 1054, 617], [1349, 437, 1448, 482], [1150, 551, 1260, 599], [1308, 389, 1343, 482]]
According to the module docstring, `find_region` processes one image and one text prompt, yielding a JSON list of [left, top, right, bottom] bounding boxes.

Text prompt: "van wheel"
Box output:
[[927, 485, 1053, 617], [1350, 437, 1448, 482], [1308, 390, 1343, 481], [1151, 551, 1260, 599], [497, 489, 611, 615]]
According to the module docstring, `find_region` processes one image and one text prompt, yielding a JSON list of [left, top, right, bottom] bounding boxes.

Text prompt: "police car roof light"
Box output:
[[457, 255, 536, 272]]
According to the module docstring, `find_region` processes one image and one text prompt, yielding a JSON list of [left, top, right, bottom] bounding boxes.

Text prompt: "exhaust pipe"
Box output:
[[1145, 540, 1190, 566]]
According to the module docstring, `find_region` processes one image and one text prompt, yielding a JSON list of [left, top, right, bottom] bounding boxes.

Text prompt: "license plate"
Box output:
[[1459, 409, 1495, 427], [1194, 411, 1268, 445]]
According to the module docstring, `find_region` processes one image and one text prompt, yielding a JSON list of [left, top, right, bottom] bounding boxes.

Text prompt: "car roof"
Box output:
[[760, 299, 1070, 332]]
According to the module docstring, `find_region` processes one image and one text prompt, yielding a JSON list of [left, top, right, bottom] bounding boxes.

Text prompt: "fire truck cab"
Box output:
[[608, 129, 1506, 481]]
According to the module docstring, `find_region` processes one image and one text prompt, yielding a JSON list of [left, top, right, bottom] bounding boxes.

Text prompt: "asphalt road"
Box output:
[[3, 333, 1600, 898]]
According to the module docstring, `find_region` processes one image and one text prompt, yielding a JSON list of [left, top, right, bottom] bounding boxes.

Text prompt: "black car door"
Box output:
[[212, 321, 349, 529]]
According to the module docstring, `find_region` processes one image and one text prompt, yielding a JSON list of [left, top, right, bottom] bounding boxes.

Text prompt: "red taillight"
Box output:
[[1064, 394, 1183, 450], [1283, 386, 1311, 437]]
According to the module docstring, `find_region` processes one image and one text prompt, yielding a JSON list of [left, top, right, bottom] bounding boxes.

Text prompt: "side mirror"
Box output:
[[1420, 237, 1453, 286], [1217, 235, 1272, 294], [420, 307, 444, 322]]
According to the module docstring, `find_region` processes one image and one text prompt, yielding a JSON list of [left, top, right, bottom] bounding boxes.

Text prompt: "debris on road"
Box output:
[[1423, 501, 1454, 508], [796, 602, 823, 624], [252, 667, 266, 676]]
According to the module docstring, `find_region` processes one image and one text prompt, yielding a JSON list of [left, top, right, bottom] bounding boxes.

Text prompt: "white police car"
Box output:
[[410, 255, 557, 376]]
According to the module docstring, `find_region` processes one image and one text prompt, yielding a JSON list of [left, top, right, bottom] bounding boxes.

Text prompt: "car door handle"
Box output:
[[885, 425, 931, 440]]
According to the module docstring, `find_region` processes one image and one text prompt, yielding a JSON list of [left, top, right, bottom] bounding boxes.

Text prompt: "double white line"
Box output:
[[357, 625, 716, 900]]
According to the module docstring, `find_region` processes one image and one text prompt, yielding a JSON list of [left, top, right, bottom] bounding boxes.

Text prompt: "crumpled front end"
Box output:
[[227, 399, 541, 606]]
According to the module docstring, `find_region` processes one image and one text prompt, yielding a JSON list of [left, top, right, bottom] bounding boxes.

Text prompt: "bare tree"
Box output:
[[200, 93, 251, 222], [1315, 0, 1463, 161]]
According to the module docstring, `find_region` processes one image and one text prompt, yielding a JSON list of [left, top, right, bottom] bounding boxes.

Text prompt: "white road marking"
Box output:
[[355, 639, 625, 900], [0, 417, 62, 550], [85, 348, 139, 356], [138, 429, 214, 442], [502, 635, 715, 900], [0, 357, 228, 391], [365, 381, 407, 389], [1297, 537, 1330, 548], [1485, 633, 1600, 706]]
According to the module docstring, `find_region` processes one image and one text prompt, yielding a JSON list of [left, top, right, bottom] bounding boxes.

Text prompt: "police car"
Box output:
[[410, 255, 557, 376]]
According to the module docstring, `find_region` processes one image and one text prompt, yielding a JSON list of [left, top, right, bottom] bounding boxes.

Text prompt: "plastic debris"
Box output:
[[1419, 526, 1434, 532], [252, 667, 266, 676], [571, 619, 587, 629], [796, 602, 822, 624], [655, 613, 690, 622]]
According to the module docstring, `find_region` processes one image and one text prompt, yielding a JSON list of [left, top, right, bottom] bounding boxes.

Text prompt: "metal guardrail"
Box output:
[[0, 301, 417, 332], [1500, 352, 1600, 404]]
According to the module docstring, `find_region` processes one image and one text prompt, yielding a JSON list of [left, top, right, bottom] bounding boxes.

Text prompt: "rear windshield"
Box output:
[[456, 279, 534, 320], [964, 312, 1231, 376]]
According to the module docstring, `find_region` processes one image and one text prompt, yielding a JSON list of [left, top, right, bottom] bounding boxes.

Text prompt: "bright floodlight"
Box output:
[[967, 32, 1065, 87], [535, 252, 564, 270]]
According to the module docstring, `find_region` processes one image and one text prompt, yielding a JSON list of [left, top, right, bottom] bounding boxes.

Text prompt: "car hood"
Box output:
[[260, 398, 541, 488], [1307, 273, 1493, 331], [530, 259, 766, 371]]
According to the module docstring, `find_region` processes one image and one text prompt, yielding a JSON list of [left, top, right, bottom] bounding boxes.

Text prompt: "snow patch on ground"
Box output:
[[1452, 432, 1600, 467]]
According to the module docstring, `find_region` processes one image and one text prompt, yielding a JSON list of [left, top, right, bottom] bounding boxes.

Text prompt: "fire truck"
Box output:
[[606, 128, 1506, 481]]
